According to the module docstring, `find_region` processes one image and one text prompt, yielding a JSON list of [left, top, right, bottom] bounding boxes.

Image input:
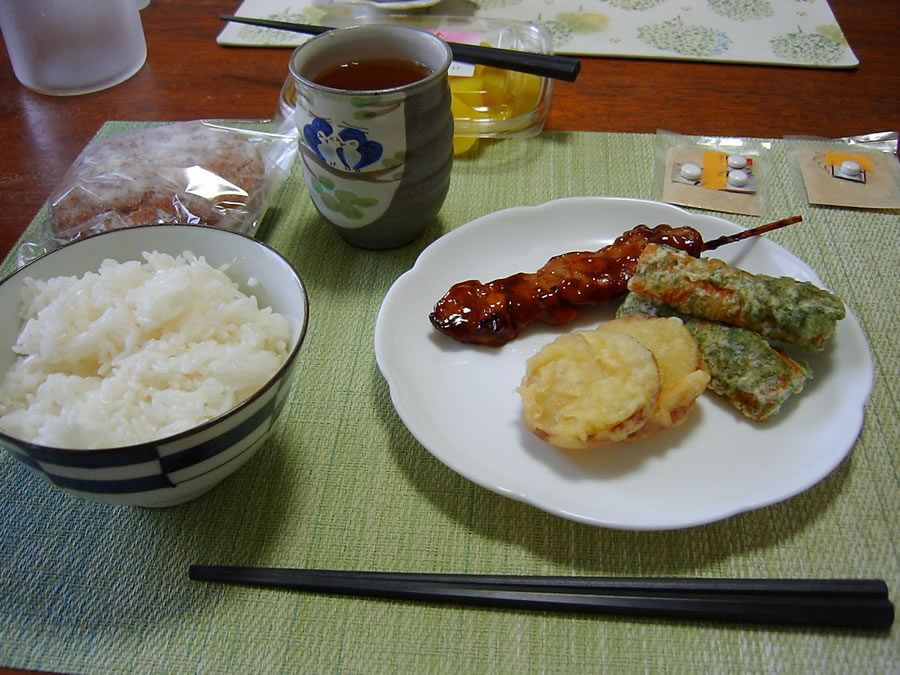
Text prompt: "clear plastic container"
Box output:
[[278, 10, 552, 153]]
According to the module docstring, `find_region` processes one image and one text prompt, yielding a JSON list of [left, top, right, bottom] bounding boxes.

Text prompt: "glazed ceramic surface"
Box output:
[[375, 198, 873, 529], [0, 225, 309, 507], [289, 25, 454, 248]]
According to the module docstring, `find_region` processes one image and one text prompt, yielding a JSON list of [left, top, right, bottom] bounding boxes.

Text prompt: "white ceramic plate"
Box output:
[[374, 198, 873, 530], [353, 0, 443, 9]]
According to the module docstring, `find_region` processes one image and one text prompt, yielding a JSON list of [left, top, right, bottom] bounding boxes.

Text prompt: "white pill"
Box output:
[[839, 160, 861, 178], [727, 154, 748, 169], [727, 169, 749, 187], [680, 163, 702, 181]]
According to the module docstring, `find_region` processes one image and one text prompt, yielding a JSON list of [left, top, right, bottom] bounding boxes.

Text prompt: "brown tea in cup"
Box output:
[[311, 58, 433, 91]]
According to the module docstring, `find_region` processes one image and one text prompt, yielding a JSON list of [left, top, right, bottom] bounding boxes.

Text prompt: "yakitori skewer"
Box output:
[[429, 216, 803, 347]]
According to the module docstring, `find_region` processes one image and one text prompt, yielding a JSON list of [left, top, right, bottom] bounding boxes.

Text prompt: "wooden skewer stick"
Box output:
[[702, 215, 803, 251]]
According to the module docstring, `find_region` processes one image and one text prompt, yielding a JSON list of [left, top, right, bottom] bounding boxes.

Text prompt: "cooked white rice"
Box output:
[[0, 251, 291, 449]]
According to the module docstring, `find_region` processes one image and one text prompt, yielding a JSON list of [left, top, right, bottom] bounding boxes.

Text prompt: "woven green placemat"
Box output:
[[0, 125, 897, 673]]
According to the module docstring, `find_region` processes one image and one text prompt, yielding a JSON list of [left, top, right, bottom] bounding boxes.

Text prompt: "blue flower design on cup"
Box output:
[[303, 118, 383, 172]]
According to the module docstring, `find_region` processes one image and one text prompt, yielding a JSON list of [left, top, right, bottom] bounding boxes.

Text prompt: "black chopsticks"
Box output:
[[188, 565, 894, 630], [219, 14, 581, 82]]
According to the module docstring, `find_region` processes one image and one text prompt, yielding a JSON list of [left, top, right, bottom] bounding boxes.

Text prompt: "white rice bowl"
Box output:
[[0, 252, 291, 449], [0, 225, 308, 507]]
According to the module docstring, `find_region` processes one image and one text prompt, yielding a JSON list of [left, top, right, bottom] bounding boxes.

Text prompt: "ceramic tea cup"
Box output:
[[289, 25, 454, 249]]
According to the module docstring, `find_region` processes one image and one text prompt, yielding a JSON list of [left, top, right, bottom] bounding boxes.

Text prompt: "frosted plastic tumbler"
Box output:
[[0, 0, 147, 96]]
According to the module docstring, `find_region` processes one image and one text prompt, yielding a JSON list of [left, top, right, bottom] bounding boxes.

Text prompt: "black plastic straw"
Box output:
[[219, 14, 581, 82], [189, 565, 894, 630]]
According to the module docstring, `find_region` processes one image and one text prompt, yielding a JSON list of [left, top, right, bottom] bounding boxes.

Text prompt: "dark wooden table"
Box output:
[[1, 0, 898, 262]]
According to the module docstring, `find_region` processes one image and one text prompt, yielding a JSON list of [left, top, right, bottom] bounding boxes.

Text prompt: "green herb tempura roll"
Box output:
[[627, 244, 845, 352], [617, 293, 812, 422]]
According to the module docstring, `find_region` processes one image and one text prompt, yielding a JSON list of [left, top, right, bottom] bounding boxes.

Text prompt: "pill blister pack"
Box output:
[[784, 133, 900, 210], [654, 132, 772, 217], [654, 129, 900, 216]]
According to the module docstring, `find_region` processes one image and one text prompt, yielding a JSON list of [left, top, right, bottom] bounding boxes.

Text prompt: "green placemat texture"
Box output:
[[0, 126, 897, 673]]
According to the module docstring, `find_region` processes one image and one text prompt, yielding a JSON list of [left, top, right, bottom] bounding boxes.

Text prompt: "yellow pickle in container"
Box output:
[[278, 11, 553, 156]]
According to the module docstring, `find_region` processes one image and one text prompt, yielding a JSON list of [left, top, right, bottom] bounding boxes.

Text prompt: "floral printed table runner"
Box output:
[[219, 0, 858, 68]]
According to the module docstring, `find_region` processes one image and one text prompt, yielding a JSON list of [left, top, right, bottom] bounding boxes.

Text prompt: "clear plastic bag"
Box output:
[[17, 119, 297, 266]]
